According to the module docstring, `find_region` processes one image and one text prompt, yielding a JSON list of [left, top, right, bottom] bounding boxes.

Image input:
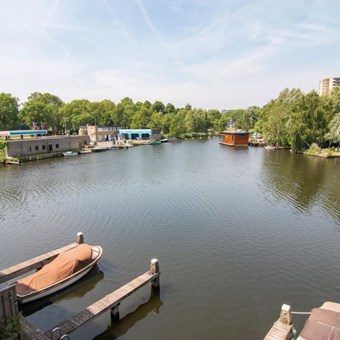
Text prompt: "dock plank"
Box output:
[[44, 271, 159, 337], [20, 316, 49, 340], [264, 320, 292, 340], [0, 243, 78, 283]]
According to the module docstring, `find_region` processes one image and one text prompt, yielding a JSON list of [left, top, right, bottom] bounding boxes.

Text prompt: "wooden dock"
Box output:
[[0, 233, 160, 340], [264, 320, 292, 340], [44, 264, 160, 338], [264, 304, 293, 340]]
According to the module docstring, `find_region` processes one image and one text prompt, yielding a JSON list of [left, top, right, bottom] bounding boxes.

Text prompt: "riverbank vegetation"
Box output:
[[0, 87, 339, 153]]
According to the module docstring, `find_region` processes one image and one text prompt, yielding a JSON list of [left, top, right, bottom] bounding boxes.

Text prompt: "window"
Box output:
[[56, 144, 59, 149], [42, 145, 46, 150], [27, 146, 32, 152], [35, 145, 39, 151]]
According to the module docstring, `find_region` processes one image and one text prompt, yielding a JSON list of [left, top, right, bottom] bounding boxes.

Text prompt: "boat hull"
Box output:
[[17, 245, 102, 304]]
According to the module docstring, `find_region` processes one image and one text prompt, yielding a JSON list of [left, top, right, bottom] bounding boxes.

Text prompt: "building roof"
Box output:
[[0, 130, 47, 137], [220, 130, 249, 135]]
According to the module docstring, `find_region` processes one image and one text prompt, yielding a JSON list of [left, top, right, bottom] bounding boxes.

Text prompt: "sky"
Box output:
[[1, 0, 339, 110]]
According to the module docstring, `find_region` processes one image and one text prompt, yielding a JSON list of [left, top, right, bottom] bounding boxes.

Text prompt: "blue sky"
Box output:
[[1, 0, 339, 110]]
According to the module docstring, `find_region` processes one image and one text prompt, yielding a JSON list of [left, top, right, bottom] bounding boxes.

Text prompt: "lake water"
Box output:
[[0, 138, 339, 339]]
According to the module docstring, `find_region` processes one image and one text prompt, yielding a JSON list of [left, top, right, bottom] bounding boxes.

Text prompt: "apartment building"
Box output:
[[319, 77, 340, 96]]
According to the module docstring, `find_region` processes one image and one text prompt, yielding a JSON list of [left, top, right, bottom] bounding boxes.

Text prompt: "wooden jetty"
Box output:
[[264, 304, 293, 340], [264, 301, 340, 339], [0, 233, 160, 340]]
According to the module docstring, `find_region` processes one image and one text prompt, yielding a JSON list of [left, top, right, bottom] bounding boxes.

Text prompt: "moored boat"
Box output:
[[79, 149, 92, 154], [16, 243, 103, 304], [63, 151, 79, 156]]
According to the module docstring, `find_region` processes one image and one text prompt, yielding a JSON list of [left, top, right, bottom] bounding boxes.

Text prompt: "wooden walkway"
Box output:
[[264, 320, 292, 340], [0, 242, 77, 284], [264, 304, 293, 340], [44, 269, 159, 338], [0, 233, 160, 339]]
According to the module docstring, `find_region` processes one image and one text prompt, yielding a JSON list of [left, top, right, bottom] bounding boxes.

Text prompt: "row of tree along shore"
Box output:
[[0, 88, 339, 153]]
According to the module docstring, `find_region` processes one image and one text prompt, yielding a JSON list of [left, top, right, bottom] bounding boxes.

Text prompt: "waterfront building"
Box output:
[[0, 130, 89, 159], [79, 125, 121, 143], [219, 130, 249, 147], [319, 77, 340, 96], [118, 129, 161, 141]]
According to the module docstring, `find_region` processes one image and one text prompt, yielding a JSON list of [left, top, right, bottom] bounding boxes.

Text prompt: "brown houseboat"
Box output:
[[219, 130, 249, 147]]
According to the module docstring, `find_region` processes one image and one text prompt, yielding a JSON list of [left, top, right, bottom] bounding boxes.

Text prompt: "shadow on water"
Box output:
[[21, 265, 104, 317], [94, 291, 163, 340]]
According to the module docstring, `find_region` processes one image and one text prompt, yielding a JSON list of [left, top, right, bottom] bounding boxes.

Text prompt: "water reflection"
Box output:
[[261, 150, 340, 221], [94, 291, 163, 340]]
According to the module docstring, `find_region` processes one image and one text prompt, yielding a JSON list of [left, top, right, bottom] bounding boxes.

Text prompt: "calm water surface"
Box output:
[[0, 138, 339, 339]]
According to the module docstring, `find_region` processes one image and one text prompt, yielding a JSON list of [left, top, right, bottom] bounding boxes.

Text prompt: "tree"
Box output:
[[164, 103, 176, 115], [20, 92, 64, 134], [0, 93, 19, 130], [59, 99, 91, 134], [98, 99, 116, 126], [169, 109, 186, 137], [152, 100, 165, 113], [115, 97, 136, 128], [266, 104, 288, 146], [326, 112, 340, 147], [131, 105, 152, 128]]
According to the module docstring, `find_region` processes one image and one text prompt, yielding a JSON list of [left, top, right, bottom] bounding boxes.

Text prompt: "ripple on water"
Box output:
[[0, 140, 339, 340]]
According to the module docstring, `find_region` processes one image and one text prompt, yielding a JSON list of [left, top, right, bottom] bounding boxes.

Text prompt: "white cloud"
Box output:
[[1, 0, 339, 109]]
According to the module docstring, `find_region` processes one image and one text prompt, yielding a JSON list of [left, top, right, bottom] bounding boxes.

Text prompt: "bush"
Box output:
[[306, 143, 321, 155], [0, 315, 20, 340]]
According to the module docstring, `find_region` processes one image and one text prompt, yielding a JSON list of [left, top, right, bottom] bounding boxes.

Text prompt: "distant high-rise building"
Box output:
[[319, 77, 340, 96]]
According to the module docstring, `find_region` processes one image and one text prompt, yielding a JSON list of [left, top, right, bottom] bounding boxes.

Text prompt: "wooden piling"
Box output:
[[279, 304, 292, 325], [264, 304, 293, 340], [111, 303, 120, 321], [150, 259, 160, 292], [76, 232, 84, 244]]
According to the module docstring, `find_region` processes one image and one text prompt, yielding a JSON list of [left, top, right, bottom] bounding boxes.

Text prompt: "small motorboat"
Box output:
[[79, 149, 92, 154], [16, 243, 103, 304], [63, 151, 78, 156], [264, 145, 278, 150]]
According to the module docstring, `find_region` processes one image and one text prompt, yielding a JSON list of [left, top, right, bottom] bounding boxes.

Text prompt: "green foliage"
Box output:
[[305, 143, 321, 155], [0, 314, 20, 339], [326, 148, 334, 157], [0, 140, 8, 161], [326, 112, 340, 146], [0, 93, 19, 130], [19, 92, 64, 134], [2, 84, 339, 150]]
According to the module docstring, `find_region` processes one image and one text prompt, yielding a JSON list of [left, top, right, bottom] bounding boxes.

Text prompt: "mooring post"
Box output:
[[279, 304, 292, 325], [76, 232, 84, 244], [110, 303, 120, 321], [150, 259, 160, 292]]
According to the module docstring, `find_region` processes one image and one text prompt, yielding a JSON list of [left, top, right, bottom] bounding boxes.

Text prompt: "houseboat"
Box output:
[[219, 130, 250, 147]]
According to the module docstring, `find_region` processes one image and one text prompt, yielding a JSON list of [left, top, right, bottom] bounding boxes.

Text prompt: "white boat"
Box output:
[[16, 243, 103, 304], [63, 151, 78, 156]]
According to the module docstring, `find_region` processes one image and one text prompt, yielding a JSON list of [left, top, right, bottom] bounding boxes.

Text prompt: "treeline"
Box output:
[[0, 88, 339, 152]]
